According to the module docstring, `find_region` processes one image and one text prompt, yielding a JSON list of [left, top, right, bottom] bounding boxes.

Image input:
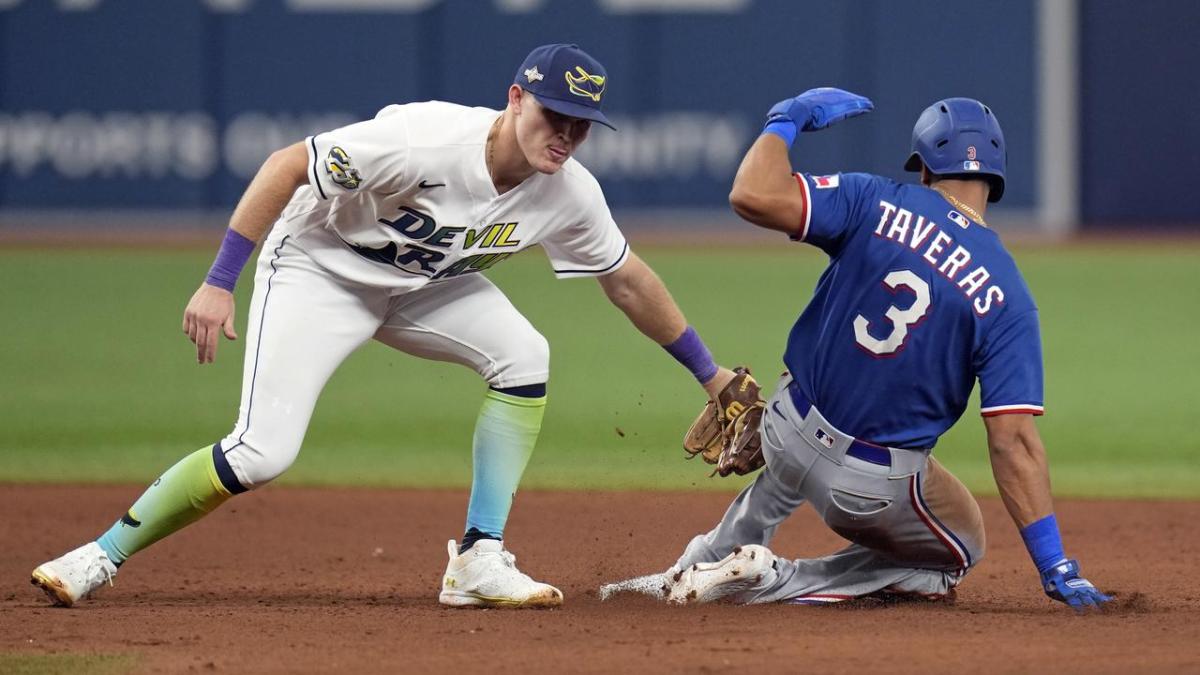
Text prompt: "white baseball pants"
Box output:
[[217, 228, 550, 488]]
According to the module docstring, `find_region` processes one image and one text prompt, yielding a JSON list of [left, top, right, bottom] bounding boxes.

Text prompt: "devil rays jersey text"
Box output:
[[275, 101, 628, 291]]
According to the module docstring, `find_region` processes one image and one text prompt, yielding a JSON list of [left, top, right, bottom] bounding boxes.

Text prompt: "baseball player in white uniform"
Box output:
[[32, 44, 737, 609]]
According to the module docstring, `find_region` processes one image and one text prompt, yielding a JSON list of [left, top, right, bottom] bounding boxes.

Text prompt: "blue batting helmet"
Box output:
[[903, 98, 1006, 202]]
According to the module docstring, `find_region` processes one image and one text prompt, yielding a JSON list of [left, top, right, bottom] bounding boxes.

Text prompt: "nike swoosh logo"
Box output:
[[772, 401, 784, 417], [419, 180, 446, 189]]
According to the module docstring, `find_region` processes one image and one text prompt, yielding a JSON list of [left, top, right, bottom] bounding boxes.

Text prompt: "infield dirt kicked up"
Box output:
[[3, 485, 1198, 674]]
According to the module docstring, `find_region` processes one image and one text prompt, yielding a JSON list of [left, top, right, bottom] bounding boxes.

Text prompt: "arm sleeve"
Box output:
[[976, 309, 1045, 416], [304, 105, 410, 200], [540, 176, 630, 279], [792, 172, 877, 256]]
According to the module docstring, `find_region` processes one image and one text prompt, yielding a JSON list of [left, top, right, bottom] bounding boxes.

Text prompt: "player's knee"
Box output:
[[239, 445, 297, 486], [217, 438, 300, 489], [966, 530, 986, 567], [491, 330, 550, 386], [958, 501, 987, 567], [521, 330, 550, 373]]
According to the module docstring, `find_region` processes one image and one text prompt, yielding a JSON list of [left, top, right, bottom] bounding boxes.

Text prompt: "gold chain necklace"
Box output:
[[485, 116, 501, 184], [933, 186, 987, 227]]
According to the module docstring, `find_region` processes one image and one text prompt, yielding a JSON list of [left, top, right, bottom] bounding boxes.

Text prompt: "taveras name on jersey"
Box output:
[[784, 172, 1044, 451], [872, 199, 1005, 316], [272, 101, 629, 291]]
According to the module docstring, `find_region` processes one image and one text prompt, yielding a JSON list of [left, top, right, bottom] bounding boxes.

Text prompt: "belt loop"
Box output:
[[887, 447, 931, 478]]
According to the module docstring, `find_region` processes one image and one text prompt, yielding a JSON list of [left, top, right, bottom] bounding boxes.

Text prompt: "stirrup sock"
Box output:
[[96, 445, 236, 565], [464, 387, 546, 543]]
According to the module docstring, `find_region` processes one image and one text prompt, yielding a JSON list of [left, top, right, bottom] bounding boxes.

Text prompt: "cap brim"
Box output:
[[903, 152, 923, 172], [531, 93, 616, 130]]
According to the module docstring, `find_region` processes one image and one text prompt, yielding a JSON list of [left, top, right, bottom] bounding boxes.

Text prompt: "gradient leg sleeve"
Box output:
[[464, 388, 546, 540], [95, 445, 238, 565]]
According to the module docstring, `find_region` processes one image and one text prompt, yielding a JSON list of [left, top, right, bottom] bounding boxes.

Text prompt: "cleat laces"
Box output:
[[80, 552, 116, 589], [477, 548, 537, 586]]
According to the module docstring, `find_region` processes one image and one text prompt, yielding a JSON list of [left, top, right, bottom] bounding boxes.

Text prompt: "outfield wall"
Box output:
[[0, 0, 1195, 230]]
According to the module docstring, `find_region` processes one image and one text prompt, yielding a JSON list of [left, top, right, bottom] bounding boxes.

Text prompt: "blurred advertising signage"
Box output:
[[0, 112, 353, 181], [0, 111, 751, 184], [0, 0, 751, 13]]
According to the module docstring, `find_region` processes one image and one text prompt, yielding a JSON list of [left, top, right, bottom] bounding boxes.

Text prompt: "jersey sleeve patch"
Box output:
[[980, 404, 1045, 417], [812, 174, 840, 189], [324, 145, 363, 190], [790, 173, 811, 242], [305, 110, 412, 199]]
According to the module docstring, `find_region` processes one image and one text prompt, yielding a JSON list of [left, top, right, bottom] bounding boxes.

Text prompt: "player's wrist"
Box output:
[[1019, 513, 1066, 573], [200, 282, 235, 295], [204, 228, 257, 293], [762, 119, 798, 148], [663, 326, 719, 384]]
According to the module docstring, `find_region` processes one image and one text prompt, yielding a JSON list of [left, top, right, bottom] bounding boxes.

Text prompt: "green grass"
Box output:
[[1, 244, 1197, 497], [0, 653, 137, 675]]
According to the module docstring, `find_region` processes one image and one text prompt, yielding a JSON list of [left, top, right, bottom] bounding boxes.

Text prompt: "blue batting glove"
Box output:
[[1040, 558, 1112, 611], [766, 87, 874, 133]]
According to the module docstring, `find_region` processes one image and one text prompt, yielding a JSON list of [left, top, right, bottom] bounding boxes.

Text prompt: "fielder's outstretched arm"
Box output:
[[597, 253, 685, 343], [182, 142, 309, 364], [597, 253, 734, 397]]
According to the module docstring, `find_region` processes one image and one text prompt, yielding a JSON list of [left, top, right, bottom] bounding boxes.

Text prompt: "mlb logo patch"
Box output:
[[812, 175, 840, 189], [948, 211, 970, 229], [962, 160, 981, 171], [813, 427, 836, 449]]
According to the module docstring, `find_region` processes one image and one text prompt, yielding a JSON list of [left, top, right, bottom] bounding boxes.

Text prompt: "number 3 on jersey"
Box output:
[[853, 269, 931, 356]]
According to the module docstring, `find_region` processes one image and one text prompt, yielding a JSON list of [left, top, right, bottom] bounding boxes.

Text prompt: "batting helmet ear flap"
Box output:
[[904, 98, 1007, 202]]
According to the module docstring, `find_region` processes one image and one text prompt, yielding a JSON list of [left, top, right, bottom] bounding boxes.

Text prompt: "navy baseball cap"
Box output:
[[515, 43, 615, 130]]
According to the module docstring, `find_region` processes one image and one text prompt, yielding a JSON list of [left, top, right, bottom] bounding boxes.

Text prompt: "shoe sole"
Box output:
[[439, 589, 563, 609], [670, 545, 772, 604], [31, 568, 74, 607]]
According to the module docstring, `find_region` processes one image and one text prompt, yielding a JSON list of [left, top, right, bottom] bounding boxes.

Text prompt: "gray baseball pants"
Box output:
[[674, 374, 986, 604]]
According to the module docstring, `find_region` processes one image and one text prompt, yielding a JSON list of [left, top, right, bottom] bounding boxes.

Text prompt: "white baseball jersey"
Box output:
[[278, 101, 628, 292]]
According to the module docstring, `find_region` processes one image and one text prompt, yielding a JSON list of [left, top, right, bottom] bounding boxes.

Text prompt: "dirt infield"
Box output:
[[3, 485, 1198, 674]]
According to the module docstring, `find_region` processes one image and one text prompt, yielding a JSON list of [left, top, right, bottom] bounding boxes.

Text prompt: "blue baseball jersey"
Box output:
[[784, 172, 1043, 450]]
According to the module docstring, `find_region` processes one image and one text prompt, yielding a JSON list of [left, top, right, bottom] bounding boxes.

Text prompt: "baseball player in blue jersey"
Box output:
[[654, 89, 1111, 609]]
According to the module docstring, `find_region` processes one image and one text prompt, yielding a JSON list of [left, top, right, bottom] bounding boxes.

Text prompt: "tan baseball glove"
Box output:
[[683, 366, 766, 477]]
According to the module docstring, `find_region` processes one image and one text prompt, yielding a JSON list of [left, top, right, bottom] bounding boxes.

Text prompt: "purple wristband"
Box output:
[[204, 229, 256, 292], [663, 326, 719, 384]]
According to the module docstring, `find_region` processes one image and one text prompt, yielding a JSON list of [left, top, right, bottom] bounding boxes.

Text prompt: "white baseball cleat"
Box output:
[[31, 542, 118, 607], [439, 539, 563, 609], [667, 544, 775, 605]]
